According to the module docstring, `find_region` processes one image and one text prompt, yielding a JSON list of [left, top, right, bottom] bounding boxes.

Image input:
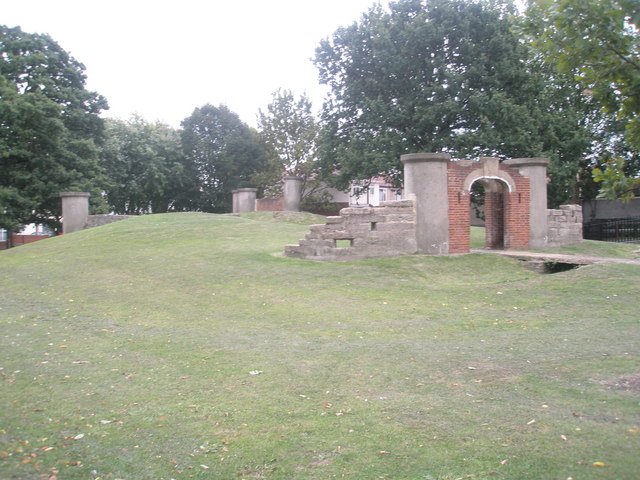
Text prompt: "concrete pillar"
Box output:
[[503, 158, 550, 249], [232, 189, 239, 213], [60, 192, 90, 234], [283, 176, 303, 212], [235, 188, 257, 213], [401, 153, 451, 254]]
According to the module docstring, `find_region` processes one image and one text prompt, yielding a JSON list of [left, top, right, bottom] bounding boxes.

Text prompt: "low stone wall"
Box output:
[[85, 215, 134, 229], [546, 205, 583, 247], [285, 199, 417, 261]]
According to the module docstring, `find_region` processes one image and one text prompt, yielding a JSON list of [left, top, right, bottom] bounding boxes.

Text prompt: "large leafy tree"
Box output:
[[313, 0, 598, 206], [181, 104, 268, 213], [522, 0, 640, 201], [255, 89, 319, 198], [0, 25, 108, 233], [101, 117, 198, 214]]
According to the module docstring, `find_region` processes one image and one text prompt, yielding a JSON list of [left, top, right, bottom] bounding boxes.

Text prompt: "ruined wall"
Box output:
[[85, 215, 134, 229], [256, 196, 284, 212], [546, 205, 583, 247], [284, 199, 417, 261]]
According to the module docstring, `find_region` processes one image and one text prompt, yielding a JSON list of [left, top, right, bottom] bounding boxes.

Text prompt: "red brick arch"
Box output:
[[447, 158, 531, 253]]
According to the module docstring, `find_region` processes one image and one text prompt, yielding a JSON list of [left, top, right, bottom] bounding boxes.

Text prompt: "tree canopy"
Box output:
[[0, 26, 108, 233], [255, 89, 319, 197], [313, 0, 605, 206], [101, 116, 198, 215], [522, 0, 640, 201], [181, 104, 268, 213]]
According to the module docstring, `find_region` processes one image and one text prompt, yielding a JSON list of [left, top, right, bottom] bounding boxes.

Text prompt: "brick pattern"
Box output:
[[484, 192, 504, 248], [0, 234, 51, 250], [284, 200, 417, 260], [256, 196, 284, 212], [547, 205, 583, 247], [447, 161, 530, 252]]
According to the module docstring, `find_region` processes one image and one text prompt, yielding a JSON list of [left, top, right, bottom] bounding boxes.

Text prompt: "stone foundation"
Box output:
[[285, 199, 417, 260]]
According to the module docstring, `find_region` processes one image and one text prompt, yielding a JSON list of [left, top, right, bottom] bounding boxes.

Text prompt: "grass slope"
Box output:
[[1, 213, 638, 480]]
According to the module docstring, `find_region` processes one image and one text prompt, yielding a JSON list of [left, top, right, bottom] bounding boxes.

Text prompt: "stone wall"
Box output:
[[546, 205, 583, 247], [85, 215, 134, 229], [284, 199, 417, 261]]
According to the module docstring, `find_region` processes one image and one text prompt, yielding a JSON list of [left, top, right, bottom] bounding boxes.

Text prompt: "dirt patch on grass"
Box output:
[[602, 374, 640, 394]]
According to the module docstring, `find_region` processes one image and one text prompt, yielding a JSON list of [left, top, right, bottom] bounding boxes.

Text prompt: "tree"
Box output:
[[255, 89, 319, 198], [522, 0, 640, 200], [180, 104, 268, 213], [101, 117, 198, 214], [0, 26, 108, 233], [313, 0, 603, 206]]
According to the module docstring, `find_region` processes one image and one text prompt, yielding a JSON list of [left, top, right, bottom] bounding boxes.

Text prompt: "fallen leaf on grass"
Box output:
[[592, 461, 606, 467], [378, 451, 390, 454]]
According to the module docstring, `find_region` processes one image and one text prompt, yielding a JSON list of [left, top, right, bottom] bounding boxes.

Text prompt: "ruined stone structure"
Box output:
[[286, 153, 582, 260], [284, 200, 416, 260], [546, 205, 583, 247]]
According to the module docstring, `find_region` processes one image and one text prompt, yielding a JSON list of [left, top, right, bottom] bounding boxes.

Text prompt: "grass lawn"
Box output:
[[1, 212, 638, 479]]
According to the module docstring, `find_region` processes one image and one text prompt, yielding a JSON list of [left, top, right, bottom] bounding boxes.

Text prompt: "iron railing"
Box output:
[[583, 216, 640, 243]]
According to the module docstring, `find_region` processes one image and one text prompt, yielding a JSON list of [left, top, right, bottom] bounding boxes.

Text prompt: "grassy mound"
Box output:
[[1, 213, 638, 479]]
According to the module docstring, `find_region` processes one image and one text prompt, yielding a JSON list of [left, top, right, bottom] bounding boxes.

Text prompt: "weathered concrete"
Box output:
[[401, 153, 450, 254], [233, 188, 257, 213], [504, 158, 550, 249], [583, 198, 640, 221], [60, 192, 90, 234], [283, 176, 303, 212]]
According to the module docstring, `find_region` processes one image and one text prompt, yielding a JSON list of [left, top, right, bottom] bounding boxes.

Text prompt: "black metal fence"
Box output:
[[583, 216, 640, 243]]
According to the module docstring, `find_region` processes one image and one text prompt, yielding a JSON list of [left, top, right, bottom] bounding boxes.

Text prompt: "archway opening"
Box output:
[[469, 178, 507, 250]]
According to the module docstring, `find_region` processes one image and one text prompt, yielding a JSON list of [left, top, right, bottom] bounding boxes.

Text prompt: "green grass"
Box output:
[[1, 213, 639, 479]]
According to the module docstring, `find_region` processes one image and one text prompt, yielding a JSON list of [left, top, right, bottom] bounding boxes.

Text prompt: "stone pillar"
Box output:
[[232, 189, 239, 213], [401, 153, 451, 254], [503, 158, 549, 249], [283, 176, 303, 212], [60, 192, 90, 234], [235, 188, 257, 213]]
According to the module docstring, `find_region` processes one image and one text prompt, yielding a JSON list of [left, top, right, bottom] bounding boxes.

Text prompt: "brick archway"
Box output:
[[402, 154, 549, 254]]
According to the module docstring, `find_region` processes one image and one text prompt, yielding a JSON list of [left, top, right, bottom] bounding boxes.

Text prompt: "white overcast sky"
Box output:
[[3, 0, 387, 127]]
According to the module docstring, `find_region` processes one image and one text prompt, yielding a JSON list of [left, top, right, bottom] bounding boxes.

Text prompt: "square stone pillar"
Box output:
[[234, 188, 257, 213], [503, 158, 549, 249], [283, 176, 303, 212], [60, 192, 90, 234], [401, 153, 451, 254]]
